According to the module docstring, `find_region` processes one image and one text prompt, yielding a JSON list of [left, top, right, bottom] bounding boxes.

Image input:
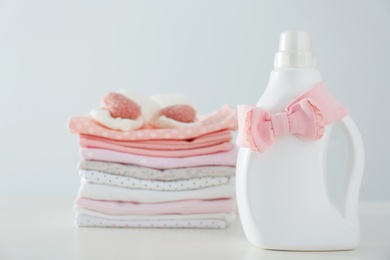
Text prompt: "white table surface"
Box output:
[[0, 200, 389, 260]]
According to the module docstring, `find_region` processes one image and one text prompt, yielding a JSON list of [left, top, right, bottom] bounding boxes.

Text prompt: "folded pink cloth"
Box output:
[[68, 105, 237, 141], [79, 129, 232, 150], [80, 147, 238, 169], [75, 197, 236, 215], [79, 137, 233, 158]]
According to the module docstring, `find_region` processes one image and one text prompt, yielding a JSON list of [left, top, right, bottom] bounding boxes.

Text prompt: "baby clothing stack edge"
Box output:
[[68, 105, 238, 229]]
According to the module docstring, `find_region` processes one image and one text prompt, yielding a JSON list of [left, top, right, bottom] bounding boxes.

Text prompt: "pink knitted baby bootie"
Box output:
[[160, 104, 196, 123], [103, 92, 141, 119]]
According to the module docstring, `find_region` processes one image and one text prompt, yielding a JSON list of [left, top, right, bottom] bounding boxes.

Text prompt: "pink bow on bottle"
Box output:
[[236, 82, 349, 153]]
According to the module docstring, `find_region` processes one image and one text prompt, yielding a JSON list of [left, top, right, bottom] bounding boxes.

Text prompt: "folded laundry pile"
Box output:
[[68, 91, 238, 228]]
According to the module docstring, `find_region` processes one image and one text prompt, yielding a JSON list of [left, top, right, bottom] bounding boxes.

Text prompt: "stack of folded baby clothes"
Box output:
[[68, 90, 238, 228]]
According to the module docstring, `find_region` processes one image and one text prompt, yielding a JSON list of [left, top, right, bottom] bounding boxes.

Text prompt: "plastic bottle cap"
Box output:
[[274, 31, 316, 68]]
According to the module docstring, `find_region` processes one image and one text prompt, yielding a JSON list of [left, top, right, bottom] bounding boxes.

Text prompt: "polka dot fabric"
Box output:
[[78, 161, 236, 181], [76, 214, 227, 229], [79, 169, 230, 191], [68, 105, 237, 141]]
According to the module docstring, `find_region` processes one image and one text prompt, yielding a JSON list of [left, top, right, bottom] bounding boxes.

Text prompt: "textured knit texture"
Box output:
[[237, 82, 348, 152]]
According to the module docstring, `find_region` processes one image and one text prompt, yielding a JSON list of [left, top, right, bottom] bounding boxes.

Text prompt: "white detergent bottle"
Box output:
[[236, 31, 365, 251]]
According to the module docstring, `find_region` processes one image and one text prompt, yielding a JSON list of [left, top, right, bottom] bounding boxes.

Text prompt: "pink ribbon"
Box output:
[[236, 82, 349, 153]]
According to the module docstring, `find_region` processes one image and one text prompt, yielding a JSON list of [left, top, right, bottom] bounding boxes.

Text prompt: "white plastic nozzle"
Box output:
[[274, 31, 316, 68]]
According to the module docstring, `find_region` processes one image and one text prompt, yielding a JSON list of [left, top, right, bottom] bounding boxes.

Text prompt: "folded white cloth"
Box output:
[[79, 169, 230, 191], [75, 197, 235, 215], [78, 161, 236, 181], [74, 206, 236, 222], [78, 177, 235, 203], [76, 213, 232, 229]]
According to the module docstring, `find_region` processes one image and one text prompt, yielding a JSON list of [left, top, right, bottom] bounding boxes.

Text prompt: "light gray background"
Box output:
[[0, 0, 389, 200]]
